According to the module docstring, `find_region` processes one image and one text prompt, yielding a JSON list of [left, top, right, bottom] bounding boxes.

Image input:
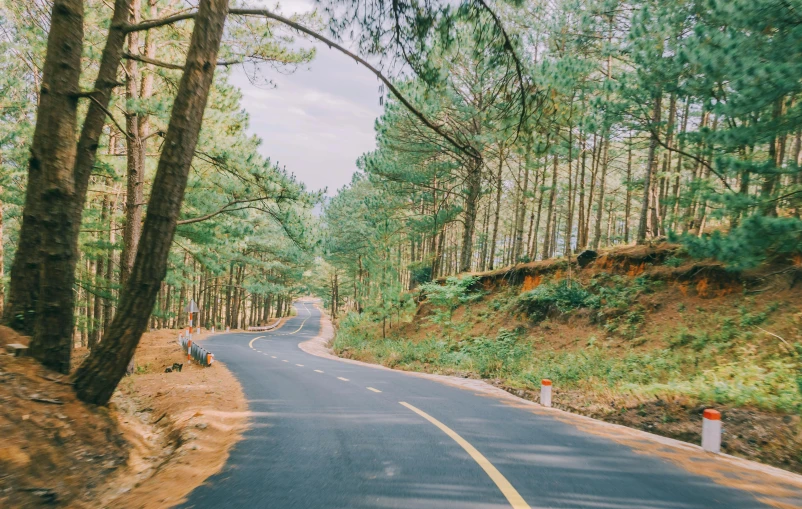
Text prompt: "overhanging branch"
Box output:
[[122, 7, 482, 160], [177, 197, 274, 225]]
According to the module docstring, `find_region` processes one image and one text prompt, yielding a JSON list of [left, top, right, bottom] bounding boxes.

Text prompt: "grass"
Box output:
[[333, 272, 802, 414], [334, 317, 802, 412]]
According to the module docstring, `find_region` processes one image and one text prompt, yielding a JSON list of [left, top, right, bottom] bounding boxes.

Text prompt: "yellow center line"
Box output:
[[314, 370, 324, 373], [337, 377, 349, 382], [366, 387, 382, 393], [277, 304, 312, 335], [399, 402, 531, 509], [248, 336, 265, 349]]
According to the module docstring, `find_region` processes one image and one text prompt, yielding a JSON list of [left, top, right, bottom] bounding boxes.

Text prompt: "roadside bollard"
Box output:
[[540, 379, 552, 407], [206, 353, 214, 366], [702, 409, 721, 453], [226, 326, 230, 332], [187, 339, 192, 361], [211, 327, 215, 333]]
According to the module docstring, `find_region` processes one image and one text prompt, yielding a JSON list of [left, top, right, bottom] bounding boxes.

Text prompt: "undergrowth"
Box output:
[[333, 315, 802, 413]]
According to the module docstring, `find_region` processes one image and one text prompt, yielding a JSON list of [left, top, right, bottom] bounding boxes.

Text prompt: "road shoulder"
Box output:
[[101, 329, 249, 509]]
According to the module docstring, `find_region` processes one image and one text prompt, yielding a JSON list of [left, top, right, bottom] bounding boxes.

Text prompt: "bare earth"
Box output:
[[0, 326, 253, 508]]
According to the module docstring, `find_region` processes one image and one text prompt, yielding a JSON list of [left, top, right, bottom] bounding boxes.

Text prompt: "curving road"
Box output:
[[180, 301, 775, 509]]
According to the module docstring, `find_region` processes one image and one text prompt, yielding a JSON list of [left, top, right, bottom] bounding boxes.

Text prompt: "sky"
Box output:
[[228, 0, 385, 197]]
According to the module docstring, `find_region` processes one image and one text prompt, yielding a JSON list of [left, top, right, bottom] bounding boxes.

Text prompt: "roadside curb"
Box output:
[[298, 304, 802, 507]]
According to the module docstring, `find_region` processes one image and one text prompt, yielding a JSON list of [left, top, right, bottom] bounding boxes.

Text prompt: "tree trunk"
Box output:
[[638, 92, 662, 244], [104, 180, 118, 332], [4, 0, 84, 347], [542, 154, 558, 259], [459, 157, 482, 272], [528, 164, 546, 260], [671, 99, 690, 231], [592, 137, 609, 249], [577, 134, 587, 249], [584, 134, 599, 247], [120, 23, 144, 287], [0, 186, 4, 316], [515, 143, 531, 261], [90, 192, 108, 349], [74, 0, 229, 404], [488, 148, 504, 269], [624, 133, 633, 243]]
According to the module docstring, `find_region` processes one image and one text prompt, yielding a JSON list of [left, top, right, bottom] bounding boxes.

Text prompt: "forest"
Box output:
[[1, 0, 801, 408], [319, 0, 802, 322]]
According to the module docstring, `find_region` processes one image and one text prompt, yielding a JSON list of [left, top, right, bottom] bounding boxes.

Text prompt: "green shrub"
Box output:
[[514, 280, 599, 321]]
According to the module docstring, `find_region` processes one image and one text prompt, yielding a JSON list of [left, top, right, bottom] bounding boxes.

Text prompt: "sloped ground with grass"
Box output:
[[333, 244, 802, 473]]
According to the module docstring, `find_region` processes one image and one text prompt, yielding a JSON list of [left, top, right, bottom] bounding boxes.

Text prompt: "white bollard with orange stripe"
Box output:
[[540, 379, 552, 407], [702, 409, 721, 453]]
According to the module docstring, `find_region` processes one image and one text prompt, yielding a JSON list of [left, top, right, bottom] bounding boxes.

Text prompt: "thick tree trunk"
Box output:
[[17, 0, 84, 372], [8, 0, 128, 363], [4, 0, 84, 344], [74, 0, 229, 404]]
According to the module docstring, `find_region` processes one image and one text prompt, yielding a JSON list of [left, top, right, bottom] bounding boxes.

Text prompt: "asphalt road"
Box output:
[[180, 302, 771, 509]]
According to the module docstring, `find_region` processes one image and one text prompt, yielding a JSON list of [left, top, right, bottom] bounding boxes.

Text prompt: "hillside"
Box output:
[[332, 244, 802, 472]]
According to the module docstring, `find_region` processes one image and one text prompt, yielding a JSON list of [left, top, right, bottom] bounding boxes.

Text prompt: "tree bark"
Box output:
[[74, 0, 229, 404], [515, 143, 531, 261], [542, 154, 558, 259], [577, 134, 587, 249], [120, 0, 144, 287], [638, 92, 662, 244], [592, 137, 609, 249], [4, 0, 84, 345], [459, 157, 482, 272], [624, 133, 633, 243], [488, 148, 505, 269]]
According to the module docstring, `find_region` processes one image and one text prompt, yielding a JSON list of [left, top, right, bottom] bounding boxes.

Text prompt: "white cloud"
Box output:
[[228, 0, 384, 196]]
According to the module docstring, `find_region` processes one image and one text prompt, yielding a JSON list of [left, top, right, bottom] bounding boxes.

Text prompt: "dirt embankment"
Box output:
[[0, 327, 248, 508], [342, 243, 802, 473]]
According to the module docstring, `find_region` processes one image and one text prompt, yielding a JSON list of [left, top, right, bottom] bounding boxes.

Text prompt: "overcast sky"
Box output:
[[228, 0, 384, 197]]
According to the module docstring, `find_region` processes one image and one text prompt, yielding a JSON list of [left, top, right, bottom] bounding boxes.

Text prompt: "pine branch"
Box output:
[[176, 197, 274, 225]]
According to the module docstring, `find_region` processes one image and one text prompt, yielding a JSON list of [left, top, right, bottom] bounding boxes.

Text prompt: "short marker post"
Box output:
[[540, 379, 552, 407], [702, 409, 721, 453]]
